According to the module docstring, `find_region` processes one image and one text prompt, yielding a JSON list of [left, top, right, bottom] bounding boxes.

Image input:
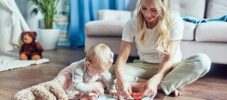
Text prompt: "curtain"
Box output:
[[0, 0, 30, 51], [68, 0, 127, 48]]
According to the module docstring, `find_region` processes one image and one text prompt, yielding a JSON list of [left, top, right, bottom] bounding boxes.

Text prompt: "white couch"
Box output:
[[85, 0, 227, 64]]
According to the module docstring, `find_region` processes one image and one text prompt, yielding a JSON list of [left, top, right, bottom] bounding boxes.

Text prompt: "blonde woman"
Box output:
[[114, 0, 211, 99]]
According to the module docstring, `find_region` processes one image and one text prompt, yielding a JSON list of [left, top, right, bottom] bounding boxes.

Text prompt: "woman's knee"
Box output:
[[191, 53, 211, 73]]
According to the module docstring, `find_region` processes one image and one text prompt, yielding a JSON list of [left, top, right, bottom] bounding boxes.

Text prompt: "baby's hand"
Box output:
[[109, 89, 117, 97], [92, 85, 104, 95]]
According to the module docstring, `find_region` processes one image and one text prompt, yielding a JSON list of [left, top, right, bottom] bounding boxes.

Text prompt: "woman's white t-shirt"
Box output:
[[122, 13, 184, 63]]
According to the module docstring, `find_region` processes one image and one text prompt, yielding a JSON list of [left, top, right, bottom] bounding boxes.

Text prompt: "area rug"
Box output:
[[0, 52, 49, 72], [97, 94, 152, 100]]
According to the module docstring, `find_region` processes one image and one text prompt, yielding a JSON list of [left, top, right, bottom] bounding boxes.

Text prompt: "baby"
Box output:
[[54, 43, 116, 99]]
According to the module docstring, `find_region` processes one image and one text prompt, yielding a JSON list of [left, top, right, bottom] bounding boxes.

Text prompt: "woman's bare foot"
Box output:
[[156, 88, 182, 98], [173, 89, 182, 97]]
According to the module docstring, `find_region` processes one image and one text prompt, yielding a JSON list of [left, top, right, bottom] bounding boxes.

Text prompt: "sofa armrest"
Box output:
[[98, 10, 131, 22]]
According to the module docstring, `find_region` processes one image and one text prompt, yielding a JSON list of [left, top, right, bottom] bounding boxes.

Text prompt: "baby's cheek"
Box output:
[[108, 64, 112, 69], [110, 58, 113, 63]]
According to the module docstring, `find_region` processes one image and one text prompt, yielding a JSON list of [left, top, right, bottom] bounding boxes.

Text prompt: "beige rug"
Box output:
[[0, 52, 49, 72]]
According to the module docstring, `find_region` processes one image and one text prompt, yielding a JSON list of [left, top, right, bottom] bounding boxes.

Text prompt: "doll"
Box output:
[[19, 31, 43, 60]]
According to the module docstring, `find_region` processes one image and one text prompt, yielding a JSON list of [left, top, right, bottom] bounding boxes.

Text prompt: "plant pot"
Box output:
[[37, 29, 60, 50]]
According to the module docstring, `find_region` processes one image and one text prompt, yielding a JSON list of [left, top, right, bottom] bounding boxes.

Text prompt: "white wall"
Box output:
[[15, 0, 69, 30]]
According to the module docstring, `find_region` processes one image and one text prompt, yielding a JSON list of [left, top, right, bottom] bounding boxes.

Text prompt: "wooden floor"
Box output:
[[0, 47, 227, 100]]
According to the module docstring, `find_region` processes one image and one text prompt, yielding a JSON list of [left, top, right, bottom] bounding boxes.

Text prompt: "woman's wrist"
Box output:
[[149, 74, 163, 85], [116, 71, 124, 82], [115, 64, 124, 80], [155, 73, 165, 79]]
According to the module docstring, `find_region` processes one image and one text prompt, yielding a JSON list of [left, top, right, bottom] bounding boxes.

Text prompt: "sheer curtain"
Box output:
[[68, 0, 131, 48], [0, 0, 30, 51]]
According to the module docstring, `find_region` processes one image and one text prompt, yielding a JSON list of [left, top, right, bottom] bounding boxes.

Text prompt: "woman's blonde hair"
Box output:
[[136, 0, 173, 53]]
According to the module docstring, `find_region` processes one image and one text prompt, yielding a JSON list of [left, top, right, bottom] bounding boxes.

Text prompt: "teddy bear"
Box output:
[[19, 31, 43, 60], [14, 80, 68, 100]]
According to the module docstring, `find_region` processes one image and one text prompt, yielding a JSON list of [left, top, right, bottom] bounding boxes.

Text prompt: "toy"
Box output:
[[14, 81, 68, 100], [19, 31, 43, 60], [132, 92, 143, 100]]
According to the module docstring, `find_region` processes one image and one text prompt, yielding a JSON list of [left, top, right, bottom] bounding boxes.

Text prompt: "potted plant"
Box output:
[[29, 0, 60, 50]]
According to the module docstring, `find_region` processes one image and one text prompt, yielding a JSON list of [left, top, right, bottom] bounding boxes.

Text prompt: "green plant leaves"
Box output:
[[28, 0, 58, 29]]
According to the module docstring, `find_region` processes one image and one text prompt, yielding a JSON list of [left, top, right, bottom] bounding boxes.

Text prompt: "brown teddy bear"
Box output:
[[19, 31, 43, 60], [14, 81, 68, 100]]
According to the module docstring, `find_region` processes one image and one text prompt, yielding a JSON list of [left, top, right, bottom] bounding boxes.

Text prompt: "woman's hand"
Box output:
[[142, 76, 160, 99], [116, 79, 133, 99], [115, 41, 133, 99]]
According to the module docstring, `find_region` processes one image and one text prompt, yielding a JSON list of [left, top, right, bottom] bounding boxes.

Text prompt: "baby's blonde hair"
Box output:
[[86, 43, 113, 68], [136, 0, 173, 54]]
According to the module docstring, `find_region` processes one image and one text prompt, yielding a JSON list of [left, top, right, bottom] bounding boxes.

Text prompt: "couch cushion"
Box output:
[[206, 0, 227, 18], [86, 20, 195, 41], [85, 36, 138, 56], [98, 10, 131, 21], [85, 20, 126, 37], [181, 41, 227, 64], [182, 22, 196, 41], [195, 22, 227, 42], [170, 0, 206, 18]]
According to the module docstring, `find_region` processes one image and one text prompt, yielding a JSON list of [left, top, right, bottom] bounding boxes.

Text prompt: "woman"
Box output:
[[114, 0, 211, 99]]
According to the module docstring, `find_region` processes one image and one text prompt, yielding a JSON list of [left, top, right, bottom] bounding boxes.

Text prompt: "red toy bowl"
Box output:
[[131, 92, 142, 100]]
